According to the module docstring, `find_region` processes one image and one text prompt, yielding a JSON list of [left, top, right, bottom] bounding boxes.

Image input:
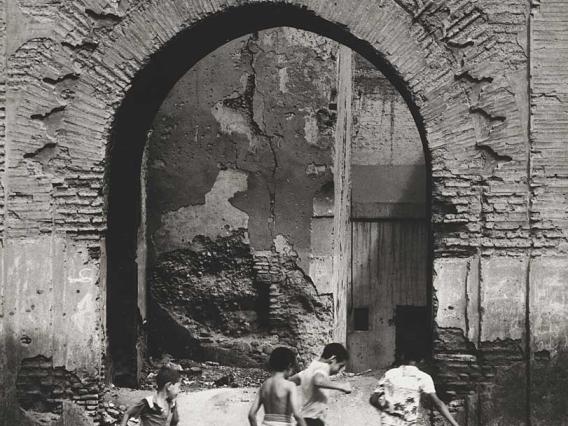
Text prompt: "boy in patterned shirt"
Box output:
[[369, 347, 459, 426]]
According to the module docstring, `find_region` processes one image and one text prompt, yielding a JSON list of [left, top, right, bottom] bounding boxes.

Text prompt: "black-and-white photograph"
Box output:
[[0, 1, 566, 425]]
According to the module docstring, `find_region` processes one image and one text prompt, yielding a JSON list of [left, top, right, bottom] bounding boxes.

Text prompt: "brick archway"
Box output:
[[3, 0, 532, 422], [103, 2, 455, 386]]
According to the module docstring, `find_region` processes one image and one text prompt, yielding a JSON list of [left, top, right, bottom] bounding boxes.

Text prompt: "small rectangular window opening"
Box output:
[[354, 307, 369, 331]]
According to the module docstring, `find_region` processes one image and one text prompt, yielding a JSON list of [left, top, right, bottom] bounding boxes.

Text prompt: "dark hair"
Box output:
[[399, 345, 424, 364], [156, 366, 181, 389], [269, 347, 297, 371], [321, 343, 349, 362]]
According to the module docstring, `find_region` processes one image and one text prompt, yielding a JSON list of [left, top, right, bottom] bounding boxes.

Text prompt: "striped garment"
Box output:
[[262, 413, 293, 426]]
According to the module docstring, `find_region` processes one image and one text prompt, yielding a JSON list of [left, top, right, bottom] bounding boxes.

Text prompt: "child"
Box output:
[[369, 346, 459, 426], [248, 347, 307, 426], [290, 343, 352, 426], [120, 365, 181, 426]]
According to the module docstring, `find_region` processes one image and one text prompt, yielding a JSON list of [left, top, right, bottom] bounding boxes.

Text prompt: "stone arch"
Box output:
[[5, 0, 530, 396]]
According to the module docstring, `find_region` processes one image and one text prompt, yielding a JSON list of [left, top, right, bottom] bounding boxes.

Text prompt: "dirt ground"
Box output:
[[105, 371, 389, 425]]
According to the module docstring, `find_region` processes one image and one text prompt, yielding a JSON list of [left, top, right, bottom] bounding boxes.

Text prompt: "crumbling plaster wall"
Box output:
[[0, 0, 566, 424], [147, 27, 337, 273], [145, 28, 338, 366]]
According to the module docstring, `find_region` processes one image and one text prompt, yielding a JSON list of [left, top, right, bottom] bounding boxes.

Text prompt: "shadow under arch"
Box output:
[[106, 2, 433, 386]]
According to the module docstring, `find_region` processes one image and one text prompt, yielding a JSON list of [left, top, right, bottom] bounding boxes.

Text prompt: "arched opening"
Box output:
[[106, 4, 432, 386], [347, 54, 429, 371]]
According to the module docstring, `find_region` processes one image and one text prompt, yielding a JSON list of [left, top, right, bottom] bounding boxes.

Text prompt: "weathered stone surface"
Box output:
[[433, 258, 469, 332], [480, 256, 527, 343]]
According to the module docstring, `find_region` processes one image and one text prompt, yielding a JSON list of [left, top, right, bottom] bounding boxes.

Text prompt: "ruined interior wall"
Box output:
[[145, 28, 339, 366]]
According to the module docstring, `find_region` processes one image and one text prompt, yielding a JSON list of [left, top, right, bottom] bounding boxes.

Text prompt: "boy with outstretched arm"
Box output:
[[248, 346, 307, 426], [289, 343, 352, 426], [120, 365, 181, 426]]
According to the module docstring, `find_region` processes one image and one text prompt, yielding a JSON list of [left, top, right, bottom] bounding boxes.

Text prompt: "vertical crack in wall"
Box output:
[[242, 33, 279, 239], [464, 257, 472, 343]]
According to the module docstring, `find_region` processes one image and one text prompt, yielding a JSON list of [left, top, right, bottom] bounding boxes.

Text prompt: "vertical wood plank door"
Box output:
[[348, 220, 429, 372]]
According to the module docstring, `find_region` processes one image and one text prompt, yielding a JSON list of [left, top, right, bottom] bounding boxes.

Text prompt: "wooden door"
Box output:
[[347, 220, 429, 372]]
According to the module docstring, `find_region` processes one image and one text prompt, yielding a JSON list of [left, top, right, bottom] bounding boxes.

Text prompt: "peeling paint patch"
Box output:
[[70, 293, 96, 335], [302, 109, 319, 146], [273, 234, 297, 257], [278, 67, 289, 93], [211, 102, 257, 149], [530, 257, 568, 354], [306, 163, 327, 177], [480, 257, 527, 342], [154, 169, 249, 255]]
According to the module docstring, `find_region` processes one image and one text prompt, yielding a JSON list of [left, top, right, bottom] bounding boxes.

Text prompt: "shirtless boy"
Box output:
[[248, 347, 307, 426]]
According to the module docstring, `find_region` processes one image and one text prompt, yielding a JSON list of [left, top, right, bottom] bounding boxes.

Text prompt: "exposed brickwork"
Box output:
[[0, 1, 536, 254], [392, 0, 531, 256], [253, 251, 286, 329], [529, 1, 568, 423], [253, 250, 333, 354], [6, 0, 530, 255], [433, 329, 527, 424], [531, 0, 568, 254], [16, 355, 101, 419]]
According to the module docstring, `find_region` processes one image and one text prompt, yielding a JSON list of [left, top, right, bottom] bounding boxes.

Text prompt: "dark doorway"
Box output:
[[395, 305, 430, 362]]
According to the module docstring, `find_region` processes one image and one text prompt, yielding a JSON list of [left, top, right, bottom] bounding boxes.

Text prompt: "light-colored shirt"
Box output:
[[298, 360, 331, 420], [373, 365, 435, 425]]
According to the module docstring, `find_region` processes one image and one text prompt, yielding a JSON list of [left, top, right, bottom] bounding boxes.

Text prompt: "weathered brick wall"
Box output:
[[0, 0, 5, 235], [0, 0, 566, 424], [0, 0, 6, 415], [529, 1, 568, 424], [16, 355, 101, 420]]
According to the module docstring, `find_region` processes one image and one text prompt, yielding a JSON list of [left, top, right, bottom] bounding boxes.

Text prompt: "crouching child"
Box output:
[[369, 347, 459, 426]]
